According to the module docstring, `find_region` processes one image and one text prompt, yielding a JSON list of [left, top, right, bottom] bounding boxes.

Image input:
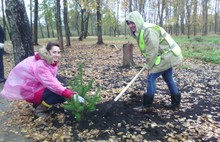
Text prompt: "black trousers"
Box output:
[[42, 88, 66, 105]]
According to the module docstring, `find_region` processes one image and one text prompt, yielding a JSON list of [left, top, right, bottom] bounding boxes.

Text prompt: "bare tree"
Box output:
[[180, 0, 185, 34], [1, 0, 6, 40], [63, 0, 71, 47], [174, 0, 180, 36], [0, 25, 4, 82], [30, 0, 33, 36], [34, 0, 39, 45], [214, 0, 219, 33], [192, 0, 198, 36], [5, 0, 34, 65], [129, 0, 132, 12], [96, 0, 103, 44], [186, 0, 192, 38], [202, 0, 208, 35], [56, 0, 64, 50], [84, 11, 90, 38], [159, 0, 165, 26]]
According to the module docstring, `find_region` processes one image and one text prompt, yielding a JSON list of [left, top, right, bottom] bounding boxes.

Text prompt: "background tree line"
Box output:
[[1, 0, 220, 42], [0, 0, 219, 64]]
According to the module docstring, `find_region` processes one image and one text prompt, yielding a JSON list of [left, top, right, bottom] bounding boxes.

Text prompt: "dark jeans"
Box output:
[[146, 68, 179, 96], [42, 88, 66, 105]]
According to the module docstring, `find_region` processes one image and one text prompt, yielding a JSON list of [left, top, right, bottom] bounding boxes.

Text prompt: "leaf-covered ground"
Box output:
[[0, 40, 220, 142]]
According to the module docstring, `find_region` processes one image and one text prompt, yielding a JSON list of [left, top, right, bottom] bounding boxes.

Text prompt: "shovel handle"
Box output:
[[113, 66, 145, 102]]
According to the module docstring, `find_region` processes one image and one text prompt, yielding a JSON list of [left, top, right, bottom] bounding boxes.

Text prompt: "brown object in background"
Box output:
[[122, 43, 135, 66]]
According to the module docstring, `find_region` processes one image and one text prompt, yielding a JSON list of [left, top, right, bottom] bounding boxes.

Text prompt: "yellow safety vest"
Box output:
[[138, 23, 182, 65]]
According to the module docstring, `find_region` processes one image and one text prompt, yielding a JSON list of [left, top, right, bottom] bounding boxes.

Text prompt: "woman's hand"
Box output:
[[73, 95, 85, 103]]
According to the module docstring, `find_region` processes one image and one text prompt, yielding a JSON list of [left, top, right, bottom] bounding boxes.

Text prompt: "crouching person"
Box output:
[[0, 42, 84, 118]]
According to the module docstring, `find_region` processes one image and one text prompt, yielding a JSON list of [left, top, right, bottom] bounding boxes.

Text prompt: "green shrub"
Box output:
[[64, 64, 101, 121]]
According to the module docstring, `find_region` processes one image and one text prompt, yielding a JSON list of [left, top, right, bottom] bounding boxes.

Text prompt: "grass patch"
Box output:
[[182, 46, 220, 64]]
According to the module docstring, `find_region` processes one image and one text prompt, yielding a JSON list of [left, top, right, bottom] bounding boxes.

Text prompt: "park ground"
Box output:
[[0, 37, 220, 142]]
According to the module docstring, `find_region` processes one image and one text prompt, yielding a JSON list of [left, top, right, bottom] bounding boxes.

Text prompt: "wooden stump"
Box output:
[[122, 43, 135, 66]]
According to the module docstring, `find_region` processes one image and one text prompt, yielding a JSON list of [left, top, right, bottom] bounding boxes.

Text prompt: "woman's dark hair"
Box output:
[[46, 42, 60, 51]]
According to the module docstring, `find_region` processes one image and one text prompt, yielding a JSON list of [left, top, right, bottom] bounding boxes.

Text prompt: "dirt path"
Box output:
[[0, 83, 32, 142]]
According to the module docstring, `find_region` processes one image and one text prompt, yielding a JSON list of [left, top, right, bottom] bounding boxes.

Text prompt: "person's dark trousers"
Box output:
[[41, 88, 66, 106], [0, 48, 5, 83], [34, 89, 66, 118]]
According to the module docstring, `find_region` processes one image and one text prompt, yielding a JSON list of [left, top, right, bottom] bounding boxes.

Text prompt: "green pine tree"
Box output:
[[64, 64, 101, 121]]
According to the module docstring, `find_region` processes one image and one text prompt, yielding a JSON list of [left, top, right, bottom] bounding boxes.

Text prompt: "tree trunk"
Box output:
[[122, 43, 134, 66], [124, 10, 127, 36], [117, 0, 119, 37], [186, 0, 192, 38], [0, 25, 4, 81], [39, 22, 44, 38], [180, 0, 185, 34], [5, 0, 34, 65], [63, 0, 71, 47], [76, 13, 80, 36], [33, 0, 38, 45], [214, 0, 220, 33], [50, 23, 55, 37], [193, 0, 198, 36], [129, 0, 132, 12], [30, 0, 32, 38], [96, 0, 103, 44], [159, 0, 165, 26], [79, 8, 85, 41], [2, 0, 6, 41], [45, 19, 50, 38], [174, 0, 179, 36], [203, 0, 208, 35], [84, 11, 90, 39], [56, 0, 64, 50]]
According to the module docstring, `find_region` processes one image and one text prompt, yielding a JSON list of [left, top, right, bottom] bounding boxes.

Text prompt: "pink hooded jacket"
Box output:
[[0, 51, 66, 105]]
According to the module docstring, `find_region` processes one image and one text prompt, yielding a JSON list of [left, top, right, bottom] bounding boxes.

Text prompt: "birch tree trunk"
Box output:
[[5, 0, 34, 65]]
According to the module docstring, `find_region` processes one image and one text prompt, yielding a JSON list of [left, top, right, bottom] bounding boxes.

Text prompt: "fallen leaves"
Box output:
[[1, 40, 220, 141]]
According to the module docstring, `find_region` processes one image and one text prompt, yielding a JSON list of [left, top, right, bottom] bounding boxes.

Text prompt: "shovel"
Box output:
[[103, 66, 146, 117]]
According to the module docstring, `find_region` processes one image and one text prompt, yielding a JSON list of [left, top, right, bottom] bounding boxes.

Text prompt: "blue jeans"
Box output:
[[146, 68, 179, 96], [42, 89, 66, 105]]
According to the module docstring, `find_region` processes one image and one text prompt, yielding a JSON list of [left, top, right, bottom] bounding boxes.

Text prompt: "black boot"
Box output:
[[133, 95, 154, 112], [166, 94, 181, 110]]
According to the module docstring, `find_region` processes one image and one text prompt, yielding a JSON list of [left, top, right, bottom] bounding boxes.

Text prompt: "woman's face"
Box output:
[[48, 46, 61, 62], [127, 21, 136, 33]]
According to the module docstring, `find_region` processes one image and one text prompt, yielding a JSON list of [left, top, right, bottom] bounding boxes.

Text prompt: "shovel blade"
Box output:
[[103, 101, 115, 117]]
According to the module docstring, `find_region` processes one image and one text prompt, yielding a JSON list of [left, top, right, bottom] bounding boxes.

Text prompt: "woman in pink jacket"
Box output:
[[0, 42, 84, 118]]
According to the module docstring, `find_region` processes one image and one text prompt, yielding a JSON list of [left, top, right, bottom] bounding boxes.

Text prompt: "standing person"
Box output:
[[126, 11, 183, 112], [0, 42, 85, 118], [0, 25, 5, 83]]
